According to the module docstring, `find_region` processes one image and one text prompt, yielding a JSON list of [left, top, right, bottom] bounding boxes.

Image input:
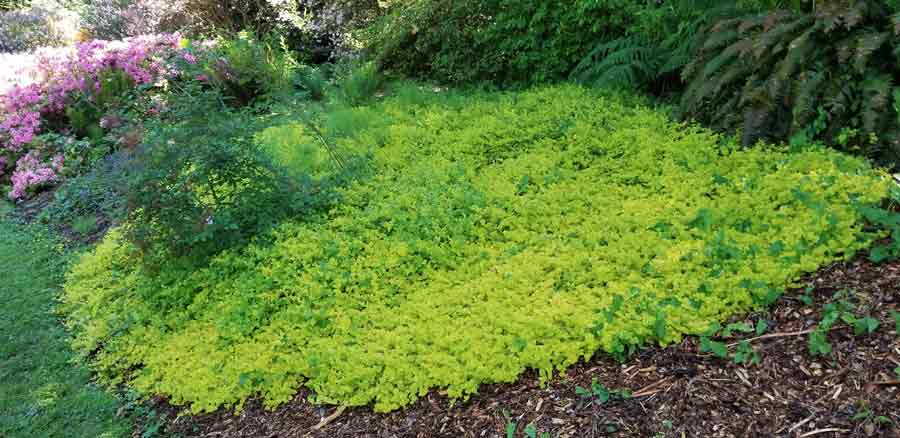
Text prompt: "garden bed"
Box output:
[[61, 85, 894, 417], [157, 258, 900, 437]]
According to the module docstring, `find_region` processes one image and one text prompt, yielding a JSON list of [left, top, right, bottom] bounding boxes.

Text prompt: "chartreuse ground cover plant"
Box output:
[[62, 85, 892, 414], [0, 217, 129, 438]]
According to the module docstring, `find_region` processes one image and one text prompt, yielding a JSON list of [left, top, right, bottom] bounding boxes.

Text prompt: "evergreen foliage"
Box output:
[[680, 0, 900, 168]]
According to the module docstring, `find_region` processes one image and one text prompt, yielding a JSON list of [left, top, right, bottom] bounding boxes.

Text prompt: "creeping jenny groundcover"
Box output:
[[62, 85, 891, 413]]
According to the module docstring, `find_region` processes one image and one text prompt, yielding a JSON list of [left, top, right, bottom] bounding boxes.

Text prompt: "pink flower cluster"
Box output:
[[8, 150, 63, 200], [0, 33, 209, 200]]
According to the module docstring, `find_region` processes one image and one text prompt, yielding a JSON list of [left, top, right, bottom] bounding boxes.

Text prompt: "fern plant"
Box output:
[[679, 0, 900, 169], [569, 0, 796, 94]]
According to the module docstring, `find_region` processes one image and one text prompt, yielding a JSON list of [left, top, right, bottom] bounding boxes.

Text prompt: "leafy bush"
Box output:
[[569, 0, 787, 94], [332, 61, 383, 106], [368, 0, 805, 88], [679, 0, 900, 168], [119, 89, 302, 262], [198, 32, 298, 105], [369, 0, 637, 86], [62, 85, 891, 414], [0, 32, 303, 200]]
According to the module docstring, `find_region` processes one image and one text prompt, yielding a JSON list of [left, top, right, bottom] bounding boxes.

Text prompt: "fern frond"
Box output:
[[851, 30, 889, 73], [754, 15, 812, 59], [702, 28, 740, 51], [773, 27, 818, 82], [791, 69, 827, 128], [860, 74, 893, 134], [570, 35, 665, 89], [701, 38, 750, 79], [711, 93, 741, 126]]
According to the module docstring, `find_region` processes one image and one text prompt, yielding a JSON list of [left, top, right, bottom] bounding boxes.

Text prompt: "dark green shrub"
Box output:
[[332, 61, 383, 106], [368, 0, 804, 88], [199, 33, 298, 106], [294, 64, 327, 101], [679, 0, 900, 168], [368, 0, 637, 86], [120, 90, 299, 262]]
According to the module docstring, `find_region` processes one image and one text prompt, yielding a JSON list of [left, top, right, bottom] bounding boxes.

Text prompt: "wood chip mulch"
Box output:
[[146, 258, 900, 438]]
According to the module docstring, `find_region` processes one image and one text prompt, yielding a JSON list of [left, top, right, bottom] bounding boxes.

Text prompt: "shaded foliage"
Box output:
[[680, 0, 900, 168]]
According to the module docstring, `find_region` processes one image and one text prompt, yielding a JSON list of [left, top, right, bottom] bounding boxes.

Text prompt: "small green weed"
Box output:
[[523, 423, 550, 438], [798, 286, 815, 306], [858, 187, 900, 263], [699, 320, 765, 365], [852, 409, 872, 422], [809, 292, 881, 356], [575, 378, 631, 405]]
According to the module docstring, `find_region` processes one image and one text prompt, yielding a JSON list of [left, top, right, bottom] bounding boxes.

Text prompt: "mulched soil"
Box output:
[[142, 258, 900, 438]]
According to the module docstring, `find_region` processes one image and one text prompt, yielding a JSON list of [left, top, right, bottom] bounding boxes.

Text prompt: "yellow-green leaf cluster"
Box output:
[[61, 85, 890, 414]]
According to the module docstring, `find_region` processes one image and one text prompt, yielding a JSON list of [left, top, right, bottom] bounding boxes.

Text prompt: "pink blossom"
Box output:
[[0, 33, 214, 199], [8, 151, 62, 200]]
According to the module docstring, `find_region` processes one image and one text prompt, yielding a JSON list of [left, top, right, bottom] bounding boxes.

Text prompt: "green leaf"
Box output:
[[701, 337, 729, 358], [723, 322, 753, 337], [506, 421, 517, 438], [654, 311, 668, 340], [809, 330, 832, 356], [703, 322, 722, 337], [524, 423, 537, 438], [869, 245, 891, 263], [516, 175, 531, 195], [755, 319, 768, 336], [798, 294, 814, 306], [575, 386, 590, 398], [851, 409, 871, 421], [852, 317, 879, 336], [592, 381, 611, 404], [890, 310, 900, 334]]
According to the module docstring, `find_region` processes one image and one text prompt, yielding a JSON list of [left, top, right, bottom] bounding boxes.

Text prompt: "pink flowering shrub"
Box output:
[[0, 32, 298, 200], [0, 33, 193, 199], [8, 150, 63, 200]]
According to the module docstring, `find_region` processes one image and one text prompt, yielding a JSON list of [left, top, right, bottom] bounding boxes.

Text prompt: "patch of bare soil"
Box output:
[[149, 259, 900, 438]]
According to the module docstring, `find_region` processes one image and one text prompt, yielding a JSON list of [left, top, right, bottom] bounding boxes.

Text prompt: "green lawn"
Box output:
[[0, 217, 129, 438]]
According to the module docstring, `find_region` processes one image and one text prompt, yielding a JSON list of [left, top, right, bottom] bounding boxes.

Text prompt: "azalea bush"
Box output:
[[0, 33, 185, 199], [63, 85, 891, 414], [0, 32, 300, 201]]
